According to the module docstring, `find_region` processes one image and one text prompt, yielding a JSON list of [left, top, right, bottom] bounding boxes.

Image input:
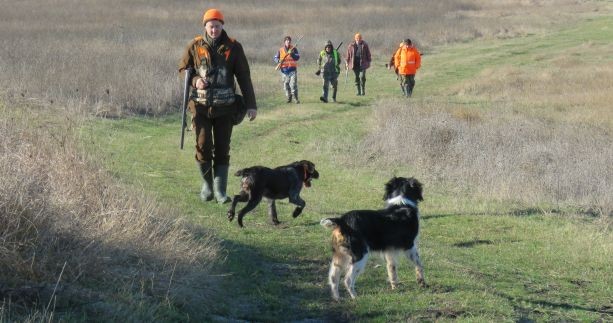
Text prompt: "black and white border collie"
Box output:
[[320, 177, 425, 301]]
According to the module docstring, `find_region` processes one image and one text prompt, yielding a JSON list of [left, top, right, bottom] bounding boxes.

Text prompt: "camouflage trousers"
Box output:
[[281, 70, 298, 98], [400, 74, 416, 97]]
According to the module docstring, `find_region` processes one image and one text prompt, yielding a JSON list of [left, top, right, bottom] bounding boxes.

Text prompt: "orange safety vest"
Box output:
[[194, 35, 233, 65], [279, 46, 298, 69], [394, 46, 421, 75]]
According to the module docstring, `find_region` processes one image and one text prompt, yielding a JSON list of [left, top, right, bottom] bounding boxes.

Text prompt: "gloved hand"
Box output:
[[315, 70, 321, 76]]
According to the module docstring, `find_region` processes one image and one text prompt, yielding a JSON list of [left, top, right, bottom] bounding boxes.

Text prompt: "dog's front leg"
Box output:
[[236, 193, 263, 228], [266, 199, 280, 225], [288, 193, 306, 218], [227, 191, 249, 222]]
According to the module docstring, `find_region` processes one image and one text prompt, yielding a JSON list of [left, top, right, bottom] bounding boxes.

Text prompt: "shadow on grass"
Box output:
[[209, 238, 355, 322], [493, 290, 613, 317], [423, 206, 581, 219], [452, 239, 494, 248]]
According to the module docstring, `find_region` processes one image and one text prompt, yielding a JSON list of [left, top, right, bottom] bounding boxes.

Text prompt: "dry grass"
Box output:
[[0, 0, 605, 115], [0, 100, 220, 320], [452, 64, 613, 128], [359, 60, 613, 217]]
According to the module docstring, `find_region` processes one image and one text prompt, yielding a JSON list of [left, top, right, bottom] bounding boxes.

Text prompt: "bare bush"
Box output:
[[0, 0, 604, 115], [0, 100, 220, 320]]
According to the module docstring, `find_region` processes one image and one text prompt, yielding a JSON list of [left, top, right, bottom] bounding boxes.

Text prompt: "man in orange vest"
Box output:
[[393, 38, 421, 97], [274, 36, 301, 103]]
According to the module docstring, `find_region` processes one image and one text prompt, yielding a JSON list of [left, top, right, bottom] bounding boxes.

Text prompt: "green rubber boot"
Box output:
[[198, 161, 214, 202], [213, 164, 231, 204]]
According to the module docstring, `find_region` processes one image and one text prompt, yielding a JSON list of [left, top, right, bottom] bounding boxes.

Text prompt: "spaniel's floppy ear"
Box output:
[[300, 160, 314, 170]]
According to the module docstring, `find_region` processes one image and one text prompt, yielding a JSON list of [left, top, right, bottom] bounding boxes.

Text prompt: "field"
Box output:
[[1, 0, 612, 321]]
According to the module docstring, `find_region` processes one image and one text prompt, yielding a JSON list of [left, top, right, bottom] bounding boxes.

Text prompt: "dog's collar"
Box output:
[[386, 196, 417, 209]]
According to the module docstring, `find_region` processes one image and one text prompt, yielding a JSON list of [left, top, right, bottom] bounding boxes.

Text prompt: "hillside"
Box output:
[[1, 0, 611, 321]]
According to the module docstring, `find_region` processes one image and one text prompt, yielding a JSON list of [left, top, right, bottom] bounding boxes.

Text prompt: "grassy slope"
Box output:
[[83, 17, 612, 322]]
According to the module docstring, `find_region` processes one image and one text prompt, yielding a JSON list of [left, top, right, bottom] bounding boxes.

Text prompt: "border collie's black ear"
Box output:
[[383, 176, 399, 200], [406, 177, 424, 201]]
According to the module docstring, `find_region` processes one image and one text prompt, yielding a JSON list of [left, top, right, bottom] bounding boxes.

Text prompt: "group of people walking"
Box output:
[[274, 33, 421, 104], [178, 8, 421, 203]]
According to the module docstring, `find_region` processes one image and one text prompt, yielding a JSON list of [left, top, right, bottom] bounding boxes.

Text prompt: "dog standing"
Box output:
[[227, 160, 319, 227], [320, 177, 425, 301]]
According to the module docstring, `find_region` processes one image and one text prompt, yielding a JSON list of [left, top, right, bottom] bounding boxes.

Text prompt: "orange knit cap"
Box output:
[[202, 9, 224, 25]]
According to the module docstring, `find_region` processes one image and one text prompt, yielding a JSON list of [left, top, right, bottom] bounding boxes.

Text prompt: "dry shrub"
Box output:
[[0, 100, 220, 320], [360, 99, 612, 217], [0, 0, 605, 115]]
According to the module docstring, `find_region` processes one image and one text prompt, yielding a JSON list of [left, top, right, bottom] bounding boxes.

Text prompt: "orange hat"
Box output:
[[202, 9, 224, 25]]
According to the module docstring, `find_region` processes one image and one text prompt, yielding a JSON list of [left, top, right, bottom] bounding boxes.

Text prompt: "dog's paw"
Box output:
[[272, 219, 280, 225], [292, 207, 304, 218], [227, 210, 235, 222], [417, 279, 427, 288]]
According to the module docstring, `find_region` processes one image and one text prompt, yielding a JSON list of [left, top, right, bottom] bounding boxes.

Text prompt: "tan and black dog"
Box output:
[[320, 177, 425, 301], [227, 160, 319, 227]]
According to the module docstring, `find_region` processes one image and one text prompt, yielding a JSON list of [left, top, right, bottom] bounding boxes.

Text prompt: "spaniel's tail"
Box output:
[[320, 218, 341, 229]]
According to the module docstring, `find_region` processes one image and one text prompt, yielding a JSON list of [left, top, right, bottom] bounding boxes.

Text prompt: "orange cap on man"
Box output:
[[202, 9, 224, 25]]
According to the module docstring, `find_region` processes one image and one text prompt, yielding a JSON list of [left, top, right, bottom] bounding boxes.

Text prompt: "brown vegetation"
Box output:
[[359, 62, 613, 217], [0, 0, 604, 115], [0, 101, 220, 320], [1, 0, 610, 319]]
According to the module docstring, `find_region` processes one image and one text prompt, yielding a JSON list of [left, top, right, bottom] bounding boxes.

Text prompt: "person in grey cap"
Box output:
[[317, 40, 341, 103]]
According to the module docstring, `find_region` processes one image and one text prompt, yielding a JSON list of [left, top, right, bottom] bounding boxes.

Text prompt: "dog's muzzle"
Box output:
[[303, 170, 319, 187], [304, 177, 312, 187]]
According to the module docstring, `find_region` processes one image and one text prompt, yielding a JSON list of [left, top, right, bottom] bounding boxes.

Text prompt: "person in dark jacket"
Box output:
[[317, 40, 341, 103], [178, 8, 257, 204], [345, 33, 372, 96]]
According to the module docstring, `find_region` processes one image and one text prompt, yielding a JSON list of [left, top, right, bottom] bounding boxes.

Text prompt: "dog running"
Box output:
[[320, 176, 426, 301], [227, 160, 319, 227]]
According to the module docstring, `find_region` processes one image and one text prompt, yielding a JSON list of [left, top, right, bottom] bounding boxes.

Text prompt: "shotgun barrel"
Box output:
[[180, 67, 193, 150]]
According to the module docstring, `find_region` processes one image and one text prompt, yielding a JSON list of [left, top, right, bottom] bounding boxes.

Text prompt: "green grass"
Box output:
[[83, 17, 612, 321]]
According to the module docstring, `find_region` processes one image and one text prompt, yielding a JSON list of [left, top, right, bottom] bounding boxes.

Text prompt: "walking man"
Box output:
[[345, 33, 371, 96], [393, 38, 421, 97], [317, 40, 341, 103], [178, 8, 257, 203], [274, 36, 301, 103]]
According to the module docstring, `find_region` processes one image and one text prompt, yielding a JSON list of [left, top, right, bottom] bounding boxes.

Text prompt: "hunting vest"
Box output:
[[279, 46, 298, 69], [319, 49, 340, 73], [192, 35, 236, 107]]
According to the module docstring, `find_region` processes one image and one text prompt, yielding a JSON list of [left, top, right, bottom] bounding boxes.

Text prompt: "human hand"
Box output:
[[247, 109, 257, 121], [195, 78, 208, 90]]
